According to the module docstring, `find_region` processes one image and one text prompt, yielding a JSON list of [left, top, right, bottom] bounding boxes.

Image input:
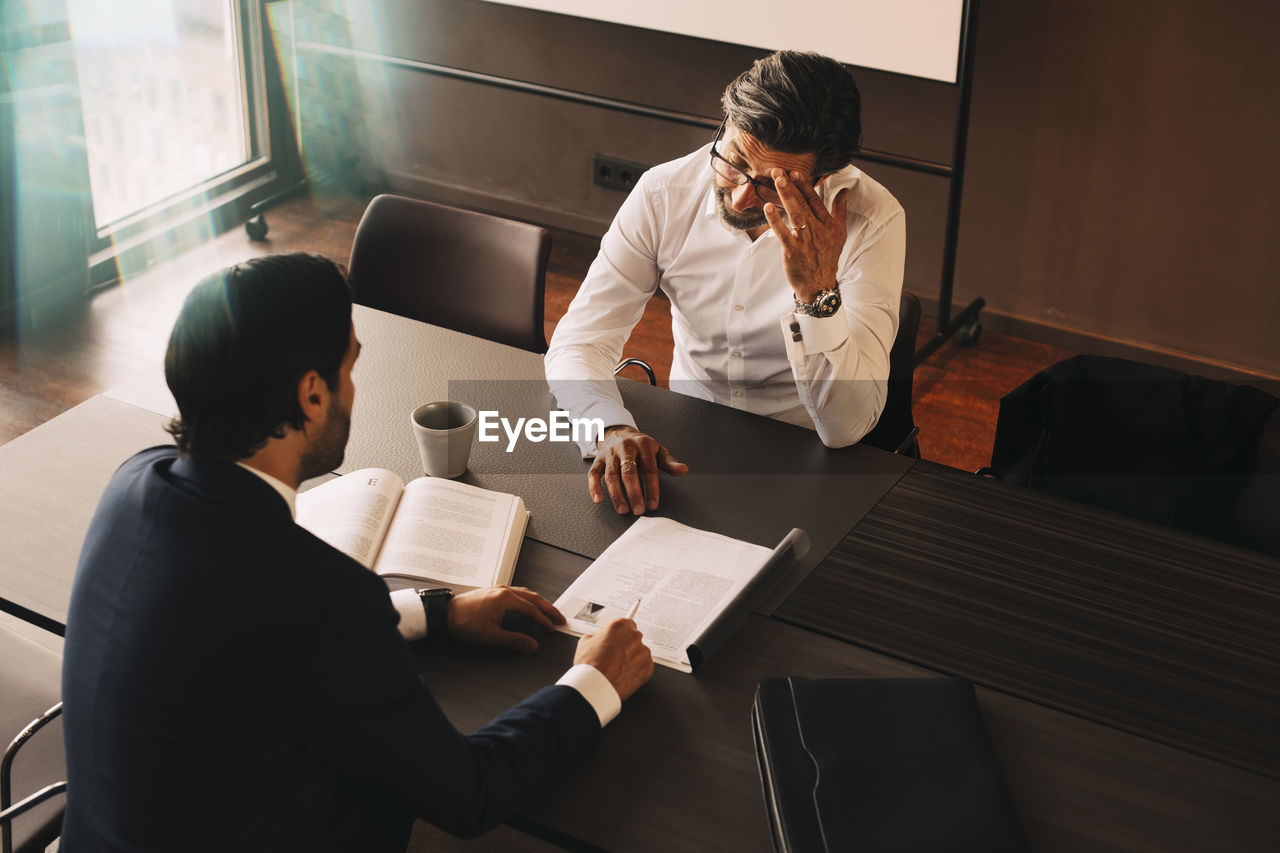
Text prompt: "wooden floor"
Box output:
[[1, 193, 1074, 471]]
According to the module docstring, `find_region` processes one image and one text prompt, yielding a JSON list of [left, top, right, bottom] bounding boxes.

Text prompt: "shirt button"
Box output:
[[732, 390, 743, 398], [731, 350, 741, 358], [734, 304, 744, 311]]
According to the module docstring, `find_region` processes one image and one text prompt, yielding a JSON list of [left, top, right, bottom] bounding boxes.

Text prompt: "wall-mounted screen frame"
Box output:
[[474, 0, 965, 83]]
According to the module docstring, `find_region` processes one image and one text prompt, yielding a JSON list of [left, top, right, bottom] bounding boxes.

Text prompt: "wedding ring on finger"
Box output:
[[619, 458, 637, 472], [794, 223, 808, 231]]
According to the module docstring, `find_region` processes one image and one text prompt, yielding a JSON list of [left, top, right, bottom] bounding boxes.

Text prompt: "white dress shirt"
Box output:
[[545, 142, 906, 455], [236, 464, 621, 727]]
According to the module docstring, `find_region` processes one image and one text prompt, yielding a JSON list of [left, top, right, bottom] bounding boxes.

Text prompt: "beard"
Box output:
[[714, 186, 770, 231], [716, 183, 793, 229], [298, 394, 350, 482]]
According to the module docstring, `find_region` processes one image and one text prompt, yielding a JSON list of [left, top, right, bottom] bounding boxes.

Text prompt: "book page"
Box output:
[[374, 477, 528, 589], [296, 468, 404, 569], [554, 517, 772, 672]]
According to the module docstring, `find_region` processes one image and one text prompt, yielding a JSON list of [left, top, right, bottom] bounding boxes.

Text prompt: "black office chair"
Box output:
[[613, 357, 657, 386], [860, 290, 922, 457], [347, 194, 552, 353], [986, 354, 1280, 556], [0, 624, 66, 853]]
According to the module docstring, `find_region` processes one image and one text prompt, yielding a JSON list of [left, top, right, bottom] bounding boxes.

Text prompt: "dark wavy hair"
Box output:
[[721, 50, 863, 178], [164, 253, 352, 459]]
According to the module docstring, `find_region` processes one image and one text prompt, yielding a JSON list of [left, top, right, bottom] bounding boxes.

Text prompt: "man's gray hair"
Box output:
[[721, 50, 863, 177]]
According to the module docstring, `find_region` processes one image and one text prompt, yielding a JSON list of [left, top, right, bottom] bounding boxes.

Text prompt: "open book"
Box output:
[[554, 517, 808, 673], [296, 468, 530, 589]]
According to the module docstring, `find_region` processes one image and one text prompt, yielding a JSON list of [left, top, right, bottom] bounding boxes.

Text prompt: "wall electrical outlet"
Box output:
[[593, 155, 649, 191]]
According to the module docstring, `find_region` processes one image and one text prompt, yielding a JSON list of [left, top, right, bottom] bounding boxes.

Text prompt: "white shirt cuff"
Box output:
[[389, 588, 427, 641], [556, 663, 622, 728], [780, 309, 850, 360]]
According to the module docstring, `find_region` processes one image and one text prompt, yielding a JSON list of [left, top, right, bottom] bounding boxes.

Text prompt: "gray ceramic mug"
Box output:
[[411, 401, 478, 478]]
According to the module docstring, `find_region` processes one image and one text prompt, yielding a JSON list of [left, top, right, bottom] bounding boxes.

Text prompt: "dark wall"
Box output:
[[958, 0, 1280, 377], [284, 0, 1280, 378]]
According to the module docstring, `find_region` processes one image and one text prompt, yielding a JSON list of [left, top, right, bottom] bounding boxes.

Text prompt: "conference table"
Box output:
[[1, 305, 1278, 852]]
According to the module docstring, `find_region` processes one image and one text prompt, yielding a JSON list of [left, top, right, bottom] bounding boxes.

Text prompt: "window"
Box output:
[[3, 0, 300, 321], [68, 0, 282, 236]]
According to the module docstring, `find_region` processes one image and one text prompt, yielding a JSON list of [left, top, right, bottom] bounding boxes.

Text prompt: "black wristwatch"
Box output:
[[417, 587, 453, 642], [794, 287, 843, 318]]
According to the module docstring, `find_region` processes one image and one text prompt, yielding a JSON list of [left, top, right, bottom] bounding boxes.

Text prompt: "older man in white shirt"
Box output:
[[545, 50, 906, 516]]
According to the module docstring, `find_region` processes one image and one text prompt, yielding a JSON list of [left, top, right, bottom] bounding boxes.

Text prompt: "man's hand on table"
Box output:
[[448, 586, 565, 653], [589, 425, 688, 515], [574, 617, 654, 701]]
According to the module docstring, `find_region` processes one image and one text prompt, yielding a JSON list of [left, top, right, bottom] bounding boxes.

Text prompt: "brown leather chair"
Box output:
[[861, 290, 922, 457], [347, 194, 552, 353]]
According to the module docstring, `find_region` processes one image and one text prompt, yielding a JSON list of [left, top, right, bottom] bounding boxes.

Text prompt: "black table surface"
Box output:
[[1, 306, 910, 628], [7, 308, 1280, 850], [339, 307, 911, 596], [778, 460, 1280, 780], [398, 540, 1280, 853]]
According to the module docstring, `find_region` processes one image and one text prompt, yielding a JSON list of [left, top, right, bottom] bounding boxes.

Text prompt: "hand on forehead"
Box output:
[[725, 125, 818, 181]]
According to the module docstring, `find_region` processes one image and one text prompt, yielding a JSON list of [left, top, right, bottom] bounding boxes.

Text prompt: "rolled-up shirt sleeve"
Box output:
[[779, 207, 906, 448]]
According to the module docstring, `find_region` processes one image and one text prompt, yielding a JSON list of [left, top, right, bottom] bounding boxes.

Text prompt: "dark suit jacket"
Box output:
[[61, 447, 600, 852]]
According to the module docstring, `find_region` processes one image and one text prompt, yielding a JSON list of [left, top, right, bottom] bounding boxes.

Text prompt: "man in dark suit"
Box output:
[[61, 253, 653, 851]]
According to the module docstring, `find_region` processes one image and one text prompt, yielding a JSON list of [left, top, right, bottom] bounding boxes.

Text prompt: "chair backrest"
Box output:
[[347, 194, 552, 353], [988, 353, 1280, 555], [0, 622, 65, 853], [861, 290, 921, 456]]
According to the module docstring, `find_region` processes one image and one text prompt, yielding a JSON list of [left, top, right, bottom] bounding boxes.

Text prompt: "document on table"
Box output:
[[554, 517, 806, 673]]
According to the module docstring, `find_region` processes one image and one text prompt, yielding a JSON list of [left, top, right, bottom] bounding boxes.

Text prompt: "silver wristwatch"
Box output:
[[794, 287, 842, 318]]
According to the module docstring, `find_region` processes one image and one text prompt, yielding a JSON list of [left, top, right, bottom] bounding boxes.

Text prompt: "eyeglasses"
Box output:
[[709, 120, 817, 205]]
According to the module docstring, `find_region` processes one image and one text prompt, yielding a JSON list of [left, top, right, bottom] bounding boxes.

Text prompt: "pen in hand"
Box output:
[[626, 598, 642, 621]]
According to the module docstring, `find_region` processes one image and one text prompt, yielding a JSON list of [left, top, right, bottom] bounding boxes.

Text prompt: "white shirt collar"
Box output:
[[234, 462, 297, 519], [701, 179, 719, 219]]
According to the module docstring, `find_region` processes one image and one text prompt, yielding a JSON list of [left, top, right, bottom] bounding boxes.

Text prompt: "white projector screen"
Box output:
[[475, 0, 965, 84]]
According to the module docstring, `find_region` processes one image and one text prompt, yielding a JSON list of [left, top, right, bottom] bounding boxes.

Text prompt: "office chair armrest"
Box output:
[[0, 781, 67, 825], [613, 358, 657, 386], [2, 702, 62, 814], [892, 426, 921, 456]]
